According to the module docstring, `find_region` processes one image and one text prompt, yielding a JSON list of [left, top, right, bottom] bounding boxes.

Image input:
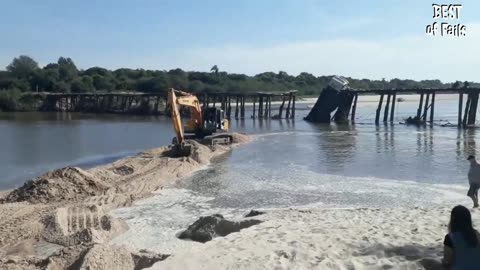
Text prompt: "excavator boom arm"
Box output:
[[167, 89, 184, 145], [167, 88, 203, 145]]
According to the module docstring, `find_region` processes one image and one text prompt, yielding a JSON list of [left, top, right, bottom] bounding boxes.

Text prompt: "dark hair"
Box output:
[[468, 155, 476, 161], [449, 205, 478, 247]]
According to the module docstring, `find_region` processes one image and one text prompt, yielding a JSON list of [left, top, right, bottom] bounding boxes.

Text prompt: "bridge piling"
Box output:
[[291, 94, 296, 119], [416, 93, 424, 120], [383, 94, 391, 123], [375, 94, 384, 125], [252, 96, 256, 119], [285, 93, 292, 119], [423, 93, 430, 123], [279, 96, 286, 118], [468, 91, 479, 125], [458, 93, 464, 127], [351, 93, 358, 123], [463, 95, 471, 127], [258, 96, 264, 119], [430, 93, 435, 125], [240, 96, 245, 119], [390, 93, 396, 122]]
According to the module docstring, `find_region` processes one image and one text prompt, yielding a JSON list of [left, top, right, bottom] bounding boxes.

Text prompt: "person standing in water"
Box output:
[[467, 156, 480, 208]]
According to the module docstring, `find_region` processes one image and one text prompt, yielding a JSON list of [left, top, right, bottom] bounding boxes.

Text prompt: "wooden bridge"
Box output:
[[348, 88, 480, 127], [36, 90, 297, 119]]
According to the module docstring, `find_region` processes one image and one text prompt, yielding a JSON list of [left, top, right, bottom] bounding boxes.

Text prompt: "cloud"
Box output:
[[137, 22, 480, 82]]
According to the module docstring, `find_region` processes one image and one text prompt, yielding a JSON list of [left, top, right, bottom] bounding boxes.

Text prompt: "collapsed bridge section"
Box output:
[[305, 76, 480, 128], [304, 76, 356, 124]]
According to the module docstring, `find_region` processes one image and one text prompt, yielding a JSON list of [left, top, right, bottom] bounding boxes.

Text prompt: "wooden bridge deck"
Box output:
[[347, 87, 479, 127], [34, 90, 298, 119], [351, 88, 480, 94], [33, 87, 478, 128]]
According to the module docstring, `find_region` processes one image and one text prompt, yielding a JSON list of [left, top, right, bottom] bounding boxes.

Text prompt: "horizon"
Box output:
[[1, 0, 479, 82]]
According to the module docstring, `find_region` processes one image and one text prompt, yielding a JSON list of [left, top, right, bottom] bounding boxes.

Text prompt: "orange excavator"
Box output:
[[167, 88, 233, 156]]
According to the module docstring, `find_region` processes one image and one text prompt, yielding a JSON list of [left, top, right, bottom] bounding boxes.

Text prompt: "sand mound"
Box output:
[[2, 167, 111, 204], [131, 250, 170, 270], [2, 133, 250, 206], [231, 132, 252, 144], [0, 257, 47, 270], [0, 244, 170, 270], [77, 245, 170, 270], [79, 244, 134, 270]]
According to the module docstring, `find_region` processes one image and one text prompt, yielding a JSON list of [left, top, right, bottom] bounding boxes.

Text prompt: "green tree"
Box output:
[[188, 80, 204, 93], [114, 75, 135, 90], [255, 72, 276, 82], [168, 68, 186, 77], [29, 69, 47, 92], [452, 81, 462, 89], [136, 76, 168, 93], [71, 79, 86, 93], [58, 57, 78, 81], [11, 80, 30, 92], [42, 68, 60, 92], [0, 89, 21, 111], [84, 67, 110, 77], [71, 77, 94, 93], [53, 80, 71, 93], [93, 75, 114, 92], [0, 71, 14, 89], [6, 55, 39, 78], [227, 74, 247, 81], [169, 75, 188, 90]]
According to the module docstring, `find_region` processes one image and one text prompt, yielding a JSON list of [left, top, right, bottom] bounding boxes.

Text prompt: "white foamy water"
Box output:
[[111, 163, 471, 253], [110, 117, 477, 253], [111, 188, 246, 253]]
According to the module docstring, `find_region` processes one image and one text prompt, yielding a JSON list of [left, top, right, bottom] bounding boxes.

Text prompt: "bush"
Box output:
[[0, 89, 21, 111]]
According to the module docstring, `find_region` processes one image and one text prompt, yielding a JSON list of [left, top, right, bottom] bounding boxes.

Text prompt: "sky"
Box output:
[[0, 0, 479, 82]]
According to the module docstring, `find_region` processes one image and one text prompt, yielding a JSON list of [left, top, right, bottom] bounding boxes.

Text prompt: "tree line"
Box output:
[[0, 55, 478, 97]]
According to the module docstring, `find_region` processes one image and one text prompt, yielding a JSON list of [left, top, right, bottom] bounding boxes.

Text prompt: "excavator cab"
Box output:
[[199, 107, 231, 145], [202, 107, 228, 134]]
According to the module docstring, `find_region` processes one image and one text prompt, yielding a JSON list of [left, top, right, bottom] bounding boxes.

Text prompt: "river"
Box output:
[[0, 95, 476, 252]]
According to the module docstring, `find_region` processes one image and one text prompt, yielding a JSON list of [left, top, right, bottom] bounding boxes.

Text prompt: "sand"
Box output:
[[0, 133, 250, 269], [150, 207, 466, 270]]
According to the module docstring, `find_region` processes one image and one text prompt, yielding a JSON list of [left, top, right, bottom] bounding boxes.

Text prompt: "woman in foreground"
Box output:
[[442, 205, 480, 269]]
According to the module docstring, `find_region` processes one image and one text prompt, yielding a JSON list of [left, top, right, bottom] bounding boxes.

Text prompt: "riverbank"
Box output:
[[0, 134, 250, 269], [150, 206, 465, 269]]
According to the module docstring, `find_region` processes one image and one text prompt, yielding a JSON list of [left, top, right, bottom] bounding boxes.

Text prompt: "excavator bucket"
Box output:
[[171, 143, 192, 157]]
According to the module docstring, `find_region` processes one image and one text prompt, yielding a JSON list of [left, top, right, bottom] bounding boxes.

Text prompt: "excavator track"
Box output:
[[202, 133, 233, 146]]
